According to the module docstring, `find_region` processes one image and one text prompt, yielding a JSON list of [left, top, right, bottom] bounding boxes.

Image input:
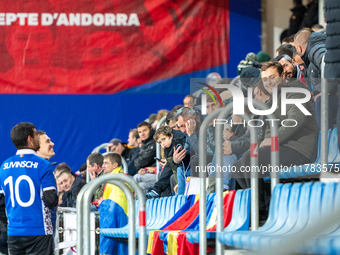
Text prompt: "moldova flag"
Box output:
[[99, 167, 129, 255]]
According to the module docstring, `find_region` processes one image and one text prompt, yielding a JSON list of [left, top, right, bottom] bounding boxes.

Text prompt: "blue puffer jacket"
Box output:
[[324, 0, 340, 79]]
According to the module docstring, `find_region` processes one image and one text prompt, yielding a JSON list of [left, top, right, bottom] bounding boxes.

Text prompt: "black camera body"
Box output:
[[175, 139, 185, 152]]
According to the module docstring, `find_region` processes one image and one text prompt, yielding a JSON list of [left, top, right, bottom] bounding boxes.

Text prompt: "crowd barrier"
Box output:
[[76, 174, 147, 255], [198, 98, 279, 255]]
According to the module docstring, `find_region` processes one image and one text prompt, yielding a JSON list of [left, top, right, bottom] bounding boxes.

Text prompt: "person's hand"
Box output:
[[223, 129, 234, 140], [174, 184, 178, 194], [185, 119, 197, 136], [146, 167, 155, 174], [58, 193, 64, 205], [223, 140, 232, 155], [173, 146, 187, 164], [314, 93, 321, 102], [260, 138, 271, 147], [138, 168, 146, 175], [159, 159, 167, 168], [89, 171, 97, 180]]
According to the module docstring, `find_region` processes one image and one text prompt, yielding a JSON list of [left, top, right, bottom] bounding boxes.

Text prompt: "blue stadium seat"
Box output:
[[327, 128, 339, 163], [217, 183, 287, 247], [101, 195, 187, 239], [217, 182, 340, 254], [248, 183, 308, 250], [186, 189, 251, 244], [300, 182, 337, 254]]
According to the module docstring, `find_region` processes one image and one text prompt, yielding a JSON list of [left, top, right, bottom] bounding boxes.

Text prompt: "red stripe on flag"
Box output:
[[250, 143, 258, 158], [139, 211, 146, 227], [271, 136, 279, 152]]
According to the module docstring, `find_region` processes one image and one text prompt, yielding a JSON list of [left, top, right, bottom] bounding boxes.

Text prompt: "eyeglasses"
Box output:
[[177, 124, 186, 129]]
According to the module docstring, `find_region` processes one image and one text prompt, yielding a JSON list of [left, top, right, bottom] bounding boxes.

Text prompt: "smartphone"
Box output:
[[154, 157, 162, 162]]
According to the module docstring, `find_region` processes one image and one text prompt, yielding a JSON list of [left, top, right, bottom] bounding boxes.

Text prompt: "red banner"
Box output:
[[0, 1, 229, 94]]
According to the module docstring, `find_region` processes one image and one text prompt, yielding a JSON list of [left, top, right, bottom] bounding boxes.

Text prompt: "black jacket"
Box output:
[[122, 146, 133, 162], [324, 0, 340, 79], [264, 80, 318, 162], [299, 0, 319, 29], [134, 129, 156, 170], [228, 124, 250, 155], [64, 176, 86, 208], [288, 4, 306, 36], [127, 147, 140, 176], [163, 129, 190, 183], [0, 194, 7, 254]]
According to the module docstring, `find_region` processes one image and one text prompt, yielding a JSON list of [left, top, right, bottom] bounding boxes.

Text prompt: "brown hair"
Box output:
[[137, 121, 152, 130], [129, 128, 139, 139], [154, 126, 173, 141], [104, 153, 122, 167], [260, 61, 284, 77]]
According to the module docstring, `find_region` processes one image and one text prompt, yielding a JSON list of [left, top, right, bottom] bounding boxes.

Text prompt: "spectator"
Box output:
[[133, 165, 157, 194], [294, 30, 338, 129], [294, 30, 324, 91], [232, 62, 318, 219], [36, 131, 55, 160], [292, 47, 307, 73], [324, 0, 340, 151], [87, 152, 105, 202], [152, 109, 169, 129], [128, 129, 139, 149], [276, 43, 295, 57], [57, 163, 86, 208], [312, 24, 324, 32], [126, 129, 141, 176], [54, 162, 74, 207], [146, 125, 189, 198], [299, 0, 319, 29], [210, 114, 248, 191], [273, 54, 306, 83], [78, 163, 87, 180], [57, 179, 65, 206], [172, 105, 183, 112], [0, 122, 57, 255], [134, 121, 156, 171], [240, 67, 261, 90], [281, 34, 295, 45], [237, 52, 257, 75], [183, 95, 195, 108], [208, 91, 247, 190], [166, 110, 180, 130], [107, 138, 133, 161], [98, 153, 129, 255], [103, 153, 123, 175], [148, 113, 157, 126], [36, 130, 57, 231], [288, 0, 306, 36], [223, 81, 270, 164], [254, 51, 271, 68], [176, 107, 201, 153]]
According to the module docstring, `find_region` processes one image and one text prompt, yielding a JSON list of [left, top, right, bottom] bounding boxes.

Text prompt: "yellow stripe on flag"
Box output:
[[167, 231, 180, 255], [102, 166, 130, 215]]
